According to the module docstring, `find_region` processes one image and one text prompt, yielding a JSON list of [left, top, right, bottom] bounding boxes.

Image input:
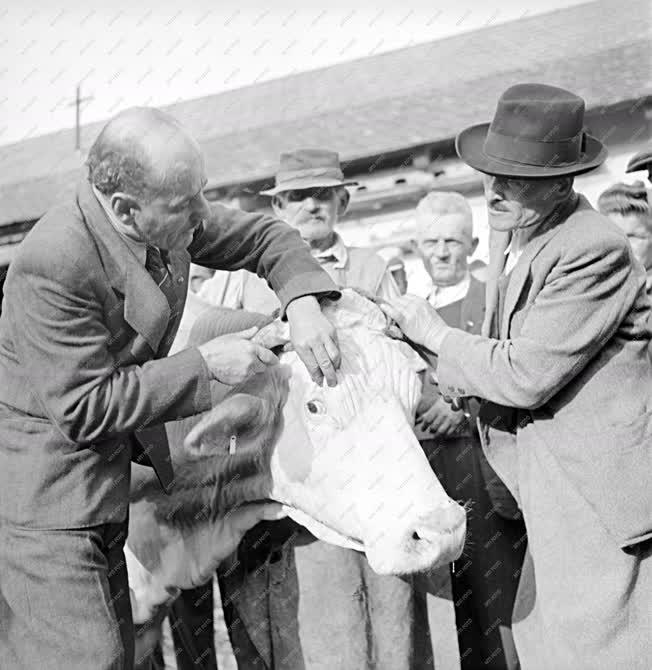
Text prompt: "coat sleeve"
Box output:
[[189, 203, 339, 315], [436, 232, 640, 409], [7, 251, 213, 446]]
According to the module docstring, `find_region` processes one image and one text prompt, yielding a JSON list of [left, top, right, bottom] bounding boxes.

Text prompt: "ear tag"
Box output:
[[229, 435, 237, 455]]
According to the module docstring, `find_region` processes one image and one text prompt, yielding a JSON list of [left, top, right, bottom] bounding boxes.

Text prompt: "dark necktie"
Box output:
[[146, 246, 176, 308], [145, 246, 180, 356], [136, 245, 178, 493]]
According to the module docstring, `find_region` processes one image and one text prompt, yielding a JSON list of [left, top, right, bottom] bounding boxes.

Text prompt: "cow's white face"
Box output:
[[185, 290, 466, 575]]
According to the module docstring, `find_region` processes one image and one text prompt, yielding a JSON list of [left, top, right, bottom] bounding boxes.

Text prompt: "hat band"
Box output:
[[483, 129, 585, 168], [275, 166, 344, 185]]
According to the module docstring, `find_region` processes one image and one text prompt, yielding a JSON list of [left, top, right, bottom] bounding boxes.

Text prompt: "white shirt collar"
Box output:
[[312, 233, 349, 269], [413, 271, 471, 309], [92, 185, 147, 265]]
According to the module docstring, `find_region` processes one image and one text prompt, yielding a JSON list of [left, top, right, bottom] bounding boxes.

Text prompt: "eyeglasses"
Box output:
[[283, 188, 337, 203]]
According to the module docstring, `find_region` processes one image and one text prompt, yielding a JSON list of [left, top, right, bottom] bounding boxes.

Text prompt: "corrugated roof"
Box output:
[[0, 0, 650, 225]]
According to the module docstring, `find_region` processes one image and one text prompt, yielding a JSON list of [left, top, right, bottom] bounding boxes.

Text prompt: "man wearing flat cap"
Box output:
[[176, 149, 428, 670], [198, 148, 400, 310], [626, 141, 652, 184], [382, 83, 652, 669]]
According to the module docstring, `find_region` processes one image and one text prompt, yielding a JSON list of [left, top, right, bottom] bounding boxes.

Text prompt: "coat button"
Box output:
[[177, 276, 184, 284]]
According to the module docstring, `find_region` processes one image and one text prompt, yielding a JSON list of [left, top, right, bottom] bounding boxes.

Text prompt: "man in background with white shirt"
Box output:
[[411, 192, 526, 670]]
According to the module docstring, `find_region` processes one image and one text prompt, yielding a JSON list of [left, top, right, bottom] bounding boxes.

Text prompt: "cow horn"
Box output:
[[184, 393, 266, 457]]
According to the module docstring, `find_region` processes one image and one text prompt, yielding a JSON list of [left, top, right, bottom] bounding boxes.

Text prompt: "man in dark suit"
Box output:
[[382, 84, 652, 669], [411, 192, 526, 670], [0, 106, 342, 670]]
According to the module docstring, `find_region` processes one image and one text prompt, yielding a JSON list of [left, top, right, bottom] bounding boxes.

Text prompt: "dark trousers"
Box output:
[[167, 582, 217, 670], [0, 519, 134, 670], [422, 436, 527, 670]]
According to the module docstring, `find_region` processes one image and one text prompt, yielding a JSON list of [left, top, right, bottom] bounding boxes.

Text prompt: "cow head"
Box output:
[[165, 290, 465, 576]]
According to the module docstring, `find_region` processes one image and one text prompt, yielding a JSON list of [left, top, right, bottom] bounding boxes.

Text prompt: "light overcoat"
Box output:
[[436, 195, 652, 669]]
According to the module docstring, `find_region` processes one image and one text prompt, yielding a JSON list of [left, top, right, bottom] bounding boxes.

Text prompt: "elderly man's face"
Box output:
[[606, 212, 652, 271], [417, 215, 476, 287], [483, 174, 569, 232], [274, 187, 340, 245], [133, 138, 211, 251]]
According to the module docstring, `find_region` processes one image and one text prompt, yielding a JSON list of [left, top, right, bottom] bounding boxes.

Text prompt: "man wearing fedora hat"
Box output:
[[381, 83, 652, 669], [174, 149, 430, 670]]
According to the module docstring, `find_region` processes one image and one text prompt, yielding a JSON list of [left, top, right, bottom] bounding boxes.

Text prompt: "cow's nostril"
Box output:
[[412, 531, 421, 541]]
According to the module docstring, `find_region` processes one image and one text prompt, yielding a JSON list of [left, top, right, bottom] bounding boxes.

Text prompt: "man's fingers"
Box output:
[[232, 326, 259, 340], [298, 347, 324, 386], [324, 335, 341, 371], [378, 302, 402, 324], [312, 342, 338, 387], [417, 406, 437, 429], [255, 345, 280, 366]]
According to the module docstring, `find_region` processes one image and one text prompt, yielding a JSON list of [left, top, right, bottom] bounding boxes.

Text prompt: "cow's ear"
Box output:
[[184, 394, 266, 457]]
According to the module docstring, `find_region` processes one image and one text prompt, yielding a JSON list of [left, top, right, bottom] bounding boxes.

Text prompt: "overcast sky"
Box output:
[[1, 0, 590, 147]]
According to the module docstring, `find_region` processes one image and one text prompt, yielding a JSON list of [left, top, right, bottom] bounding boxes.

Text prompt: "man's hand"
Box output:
[[197, 327, 279, 385], [417, 396, 468, 438], [379, 295, 452, 354], [286, 295, 341, 387]]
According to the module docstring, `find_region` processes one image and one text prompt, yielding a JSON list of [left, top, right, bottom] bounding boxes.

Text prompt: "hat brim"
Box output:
[[455, 123, 608, 178], [260, 178, 358, 196], [625, 150, 652, 174]]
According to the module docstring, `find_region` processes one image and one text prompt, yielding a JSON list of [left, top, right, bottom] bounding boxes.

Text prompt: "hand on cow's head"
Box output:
[[253, 320, 292, 352]]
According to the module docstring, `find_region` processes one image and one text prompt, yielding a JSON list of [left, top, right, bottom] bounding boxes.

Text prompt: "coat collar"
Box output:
[[76, 179, 173, 352], [499, 193, 585, 338]]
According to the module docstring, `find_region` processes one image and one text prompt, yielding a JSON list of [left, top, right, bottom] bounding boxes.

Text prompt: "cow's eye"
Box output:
[[306, 400, 326, 415]]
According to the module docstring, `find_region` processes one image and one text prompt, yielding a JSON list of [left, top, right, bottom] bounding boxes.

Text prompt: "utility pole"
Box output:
[[68, 83, 93, 151]]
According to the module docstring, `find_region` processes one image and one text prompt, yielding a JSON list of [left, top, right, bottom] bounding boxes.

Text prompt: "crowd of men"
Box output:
[[0, 82, 651, 670]]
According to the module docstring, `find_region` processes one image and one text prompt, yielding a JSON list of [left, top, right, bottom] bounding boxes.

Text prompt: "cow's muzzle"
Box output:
[[364, 499, 466, 575]]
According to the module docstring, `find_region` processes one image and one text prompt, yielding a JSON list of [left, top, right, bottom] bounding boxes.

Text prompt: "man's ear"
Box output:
[[556, 177, 574, 199], [110, 192, 139, 223], [337, 188, 350, 216]]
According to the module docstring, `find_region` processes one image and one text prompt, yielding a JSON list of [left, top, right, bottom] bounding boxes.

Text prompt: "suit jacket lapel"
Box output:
[[499, 223, 564, 339], [482, 229, 510, 337], [76, 180, 170, 353]]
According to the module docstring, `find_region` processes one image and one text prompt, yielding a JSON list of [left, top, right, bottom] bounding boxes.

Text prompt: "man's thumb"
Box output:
[[233, 326, 259, 339]]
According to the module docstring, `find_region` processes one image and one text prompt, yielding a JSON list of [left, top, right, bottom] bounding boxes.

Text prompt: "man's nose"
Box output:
[[303, 197, 320, 212], [192, 192, 211, 223], [485, 174, 504, 198], [434, 241, 449, 257]]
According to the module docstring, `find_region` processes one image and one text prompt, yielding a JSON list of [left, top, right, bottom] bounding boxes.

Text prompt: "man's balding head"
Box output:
[[87, 107, 210, 251], [87, 107, 201, 201]]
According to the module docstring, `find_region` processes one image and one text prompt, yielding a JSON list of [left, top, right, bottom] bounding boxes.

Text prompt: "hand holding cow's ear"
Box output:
[[379, 296, 452, 354], [285, 296, 341, 387], [197, 327, 279, 385]]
